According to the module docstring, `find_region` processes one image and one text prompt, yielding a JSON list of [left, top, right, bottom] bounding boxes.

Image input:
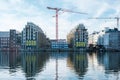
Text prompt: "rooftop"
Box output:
[[0, 32, 10, 37]]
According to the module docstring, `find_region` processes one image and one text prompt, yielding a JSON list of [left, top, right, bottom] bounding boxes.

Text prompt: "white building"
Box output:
[[88, 27, 110, 46], [88, 27, 120, 50], [88, 31, 99, 46]]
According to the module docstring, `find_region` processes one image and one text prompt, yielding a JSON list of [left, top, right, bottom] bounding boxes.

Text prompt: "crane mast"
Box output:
[[116, 17, 119, 29], [47, 7, 87, 40], [56, 9, 58, 40]]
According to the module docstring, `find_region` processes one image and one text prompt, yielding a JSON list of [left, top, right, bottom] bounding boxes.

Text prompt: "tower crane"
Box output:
[[47, 7, 87, 40], [89, 17, 120, 30]]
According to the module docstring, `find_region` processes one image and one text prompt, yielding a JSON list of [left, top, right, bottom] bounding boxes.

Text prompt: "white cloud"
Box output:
[[93, 3, 110, 17], [0, 0, 119, 39]]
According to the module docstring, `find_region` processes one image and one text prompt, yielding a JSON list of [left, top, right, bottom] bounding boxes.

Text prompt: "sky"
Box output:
[[0, 0, 120, 39]]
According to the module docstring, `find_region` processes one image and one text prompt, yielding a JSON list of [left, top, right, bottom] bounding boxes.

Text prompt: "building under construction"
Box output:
[[67, 24, 88, 48]]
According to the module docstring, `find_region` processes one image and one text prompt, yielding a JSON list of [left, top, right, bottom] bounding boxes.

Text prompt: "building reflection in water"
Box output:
[[50, 52, 68, 80], [86, 52, 120, 80], [96, 52, 120, 72], [20, 51, 49, 79], [67, 51, 88, 78], [0, 51, 9, 68], [0, 50, 120, 80], [67, 51, 120, 79], [0, 49, 19, 73]]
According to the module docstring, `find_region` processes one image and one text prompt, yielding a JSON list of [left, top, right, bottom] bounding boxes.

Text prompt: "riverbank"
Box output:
[[20, 48, 120, 52], [1, 48, 120, 52], [20, 48, 87, 52]]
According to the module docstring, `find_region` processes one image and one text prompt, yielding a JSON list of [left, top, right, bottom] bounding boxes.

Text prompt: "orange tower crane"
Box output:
[[47, 7, 87, 40]]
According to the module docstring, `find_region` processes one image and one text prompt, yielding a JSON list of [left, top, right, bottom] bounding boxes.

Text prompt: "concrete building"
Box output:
[[9, 30, 21, 49], [0, 32, 10, 50], [0, 30, 21, 50], [67, 24, 88, 48], [51, 39, 68, 49], [21, 22, 50, 49], [88, 27, 120, 50], [103, 28, 120, 50]]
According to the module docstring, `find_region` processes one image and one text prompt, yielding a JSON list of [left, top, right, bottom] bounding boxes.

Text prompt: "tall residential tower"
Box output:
[[21, 22, 50, 50], [67, 24, 88, 48]]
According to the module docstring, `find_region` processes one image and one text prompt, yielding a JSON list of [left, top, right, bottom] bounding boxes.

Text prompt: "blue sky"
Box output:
[[0, 0, 120, 39]]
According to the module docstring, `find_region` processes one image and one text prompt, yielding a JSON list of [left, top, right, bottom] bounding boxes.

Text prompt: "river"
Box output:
[[0, 50, 120, 80]]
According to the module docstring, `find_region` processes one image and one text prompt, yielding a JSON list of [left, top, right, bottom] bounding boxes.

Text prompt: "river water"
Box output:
[[0, 50, 120, 80]]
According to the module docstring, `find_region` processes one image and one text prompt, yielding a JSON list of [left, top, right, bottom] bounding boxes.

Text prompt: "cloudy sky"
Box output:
[[0, 0, 120, 39]]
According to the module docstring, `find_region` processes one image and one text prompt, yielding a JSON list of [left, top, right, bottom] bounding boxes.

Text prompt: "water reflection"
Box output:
[[86, 52, 120, 80], [67, 52, 88, 79], [50, 52, 68, 80], [0, 51, 9, 68], [0, 50, 120, 80], [21, 51, 49, 79], [0, 50, 19, 69], [96, 52, 120, 72]]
